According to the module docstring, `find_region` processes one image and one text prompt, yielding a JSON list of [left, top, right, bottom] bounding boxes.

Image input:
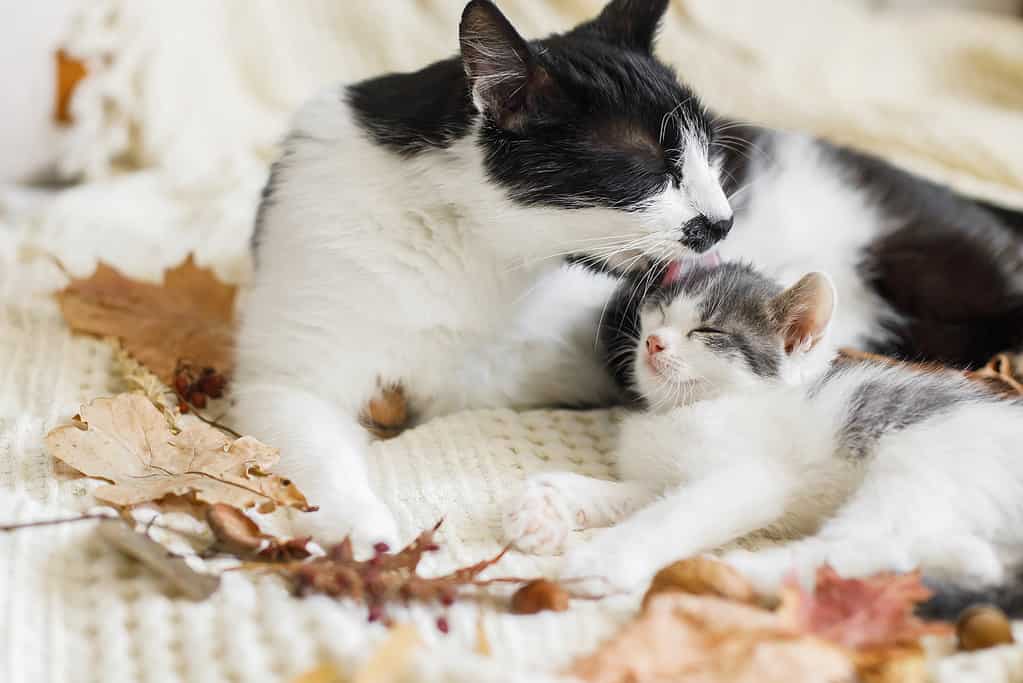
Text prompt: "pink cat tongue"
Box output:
[[661, 252, 722, 286]]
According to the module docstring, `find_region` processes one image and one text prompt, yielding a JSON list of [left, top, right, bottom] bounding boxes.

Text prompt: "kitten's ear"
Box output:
[[770, 272, 836, 355], [582, 0, 670, 53], [460, 1, 548, 130]]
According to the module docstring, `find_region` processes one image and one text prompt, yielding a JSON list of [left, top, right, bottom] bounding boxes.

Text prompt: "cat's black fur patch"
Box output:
[[347, 0, 712, 215], [346, 57, 475, 157], [829, 144, 1023, 368], [919, 572, 1023, 620], [475, 36, 708, 212]]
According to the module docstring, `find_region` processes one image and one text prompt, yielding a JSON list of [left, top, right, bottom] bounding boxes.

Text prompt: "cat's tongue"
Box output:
[[661, 251, 722, 287]]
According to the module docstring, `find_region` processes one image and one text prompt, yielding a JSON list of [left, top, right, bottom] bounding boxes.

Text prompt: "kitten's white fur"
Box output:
[[504, 273, 1023, 593], [232, 89, 730, 545]]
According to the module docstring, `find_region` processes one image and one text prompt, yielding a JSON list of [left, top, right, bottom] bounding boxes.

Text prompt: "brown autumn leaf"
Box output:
[[966, 352, 1023, 397], [853, 644, 927, 683], [839, 347, 1023, 398], [642, 557, 756, 610], [569, 591, 853, 683], [788, 566, 951, 650], [46, 393, 311, 512], [55, 255, 236, 385]]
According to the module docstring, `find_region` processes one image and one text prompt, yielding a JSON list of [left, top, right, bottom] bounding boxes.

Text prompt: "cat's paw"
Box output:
[[502, 478, 574, 555], [289, 497, 400, 552], [559, 533, 656, 593]]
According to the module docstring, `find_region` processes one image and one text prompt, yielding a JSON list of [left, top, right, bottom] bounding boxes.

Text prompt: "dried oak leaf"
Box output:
[[55, 255, 236, 385], [569, 592, 852, 683], [787, 566, 951, 651], [46, 393, 311, 512]]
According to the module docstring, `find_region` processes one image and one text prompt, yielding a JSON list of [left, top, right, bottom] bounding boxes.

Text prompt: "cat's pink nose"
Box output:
[[646, 334, 665, 356]]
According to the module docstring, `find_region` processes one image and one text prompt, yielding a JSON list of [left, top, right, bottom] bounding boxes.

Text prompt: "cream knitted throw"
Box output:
[[4, 1, 1023, 681]]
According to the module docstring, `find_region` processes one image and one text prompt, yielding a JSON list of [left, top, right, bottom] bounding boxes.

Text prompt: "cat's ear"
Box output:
[[460, 1, 550, 130], [581, 0, 670, 53], [770, 272, 836, 355]]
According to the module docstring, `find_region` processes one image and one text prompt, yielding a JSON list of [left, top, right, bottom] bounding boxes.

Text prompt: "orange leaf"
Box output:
[[790, 566, 951, 650], [569, 592, 852, 683], [55, 255, 236, 385]]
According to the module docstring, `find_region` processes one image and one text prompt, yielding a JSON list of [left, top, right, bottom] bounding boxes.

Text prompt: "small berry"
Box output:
[[174, 375, 189, 394], [436, 616, 449, 634], [190, 392, 208, 409], [178, 401, 190, 414], [373, 542, 390, 555], [424, 543, 440, 552], [367, 605, 384, 623], [199, 372, 226, 399]]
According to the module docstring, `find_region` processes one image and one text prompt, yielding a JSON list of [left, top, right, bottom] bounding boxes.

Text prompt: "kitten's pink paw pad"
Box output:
[[502, 479, 574, 555]]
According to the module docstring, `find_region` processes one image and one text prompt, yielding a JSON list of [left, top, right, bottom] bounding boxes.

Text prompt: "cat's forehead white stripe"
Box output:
[[681, 132, 732, 223]]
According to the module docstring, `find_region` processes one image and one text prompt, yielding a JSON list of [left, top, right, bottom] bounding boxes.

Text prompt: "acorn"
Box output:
[[957, 605, 1014, 652], [642, 557, 755, 610], [511, 579, 570, 614]]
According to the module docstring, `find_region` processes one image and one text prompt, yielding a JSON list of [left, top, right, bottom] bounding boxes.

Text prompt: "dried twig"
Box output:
[[0, 513, 116, 532]]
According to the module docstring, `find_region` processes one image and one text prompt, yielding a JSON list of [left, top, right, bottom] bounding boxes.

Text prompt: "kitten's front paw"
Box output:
[[502, 478, 574, 555], [560, 535, 655, 593], [290, 497, 400, 552]]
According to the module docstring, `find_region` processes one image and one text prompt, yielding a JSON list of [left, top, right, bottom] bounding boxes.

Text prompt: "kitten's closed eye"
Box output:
[[688, 326, 727, 337]]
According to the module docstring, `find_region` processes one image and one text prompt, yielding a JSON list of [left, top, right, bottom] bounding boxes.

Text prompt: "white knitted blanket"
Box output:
[[4, 1, 1023, 681]]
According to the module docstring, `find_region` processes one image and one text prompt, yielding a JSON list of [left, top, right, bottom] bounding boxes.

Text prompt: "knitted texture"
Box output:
[[0, 220, 631, 683], [4, 0, 1023, 680], [6, 191, 1023, 683]]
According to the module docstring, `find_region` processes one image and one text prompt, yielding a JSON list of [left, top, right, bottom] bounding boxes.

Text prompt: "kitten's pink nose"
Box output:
[[646, 334, 666, 356]]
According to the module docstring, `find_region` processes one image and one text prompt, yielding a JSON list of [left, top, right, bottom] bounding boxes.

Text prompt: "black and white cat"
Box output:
[[502, 262, 1023, 615], [235, 0, 1023, 548]]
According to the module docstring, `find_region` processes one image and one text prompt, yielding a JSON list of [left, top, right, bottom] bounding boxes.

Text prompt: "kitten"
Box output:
[[237, 0, 1023, 549], [503, 262, 1023, 616]]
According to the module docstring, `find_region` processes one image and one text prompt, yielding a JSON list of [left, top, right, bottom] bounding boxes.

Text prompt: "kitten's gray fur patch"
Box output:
[[669, 263, 785, 378], [817, 366, 1002, 460]]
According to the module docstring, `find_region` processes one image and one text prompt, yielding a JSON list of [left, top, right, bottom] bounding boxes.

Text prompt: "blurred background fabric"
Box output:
[[4, 0, 1018, 280]]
